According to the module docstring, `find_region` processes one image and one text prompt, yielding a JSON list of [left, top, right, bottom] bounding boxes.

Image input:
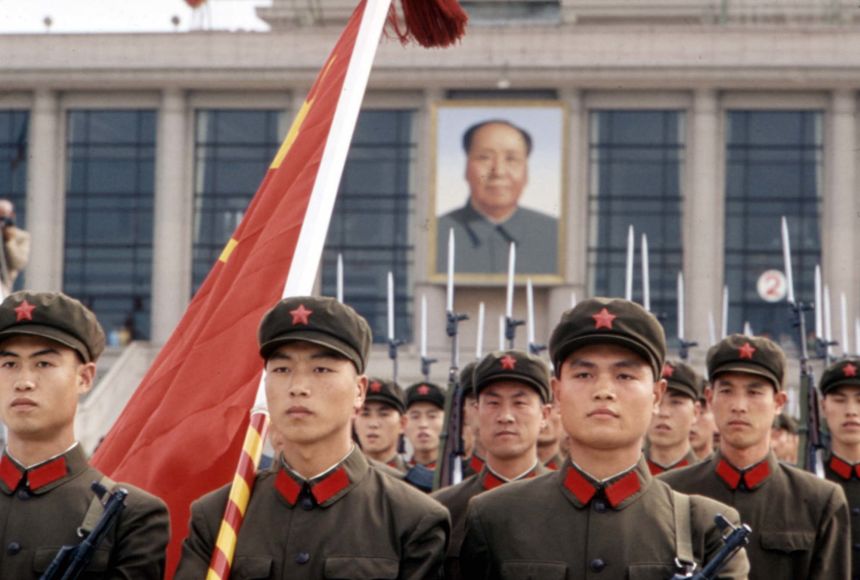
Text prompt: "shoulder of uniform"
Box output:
[[658, 458, 711, 487], [686, 491, 742, 524], [779, 463, 847, 504], [368, 458, 406, 481], [431, 474, 478, 505], [469, 470, 554, 512], [110, 481, 169, 512], [367, 468, 449, 518]]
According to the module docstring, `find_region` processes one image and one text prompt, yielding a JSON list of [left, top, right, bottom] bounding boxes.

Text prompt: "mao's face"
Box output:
[[465, 123, 529, 219]]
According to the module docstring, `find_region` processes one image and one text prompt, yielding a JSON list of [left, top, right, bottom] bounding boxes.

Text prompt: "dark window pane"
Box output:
[[64, 110, 155, 341], [588, 110, 685, 349], [724, 110, 822, 354]]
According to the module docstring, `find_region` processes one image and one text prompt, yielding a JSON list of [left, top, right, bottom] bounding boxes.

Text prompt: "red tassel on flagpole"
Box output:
[[389, 0, 468, 48]]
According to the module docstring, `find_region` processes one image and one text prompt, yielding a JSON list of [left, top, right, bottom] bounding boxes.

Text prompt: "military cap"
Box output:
[[473, 350, 552, 403], [706, 334, 785, 391], [459, 360, 477, 401], [772, 413, 799, 435], [0, 291, 105, 363], [819, 356, 860, 395], [405, 382, 445, 410], [258, 296, 371, 373], [548, 297, 666, 379], [365, 377, 405, 414], [660, 360, 701, 400]]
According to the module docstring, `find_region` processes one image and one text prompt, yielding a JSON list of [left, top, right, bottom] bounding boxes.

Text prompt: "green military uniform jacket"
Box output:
[[176, 446, 450, 580], [660, 450, 849, 580], [431, 462, 547, 580], [824, 452, 860, 580], [460, 457, 749, 579], [0, 444, 169, 579], [646, 449, 699, 476], [384, 453, 409, 474]]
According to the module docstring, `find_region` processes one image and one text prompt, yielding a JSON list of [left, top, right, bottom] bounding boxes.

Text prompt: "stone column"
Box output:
[[150, 89, 191, 344], [26, 89, 63, 292], [824, 90, 857, 355], [685, 89, 723, 354]]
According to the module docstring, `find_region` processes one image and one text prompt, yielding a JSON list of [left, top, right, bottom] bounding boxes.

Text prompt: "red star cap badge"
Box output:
[[592, 307, 617, 330], [417, 385, 430, 396], [289, 304, 313, 326], [14, 300, 35, 322], [738, 343, 756, 360], [662, 363, 674, 378], [843, 363, 858, 378], [370, 381, 382, 393], [500, 354, 517, 370]]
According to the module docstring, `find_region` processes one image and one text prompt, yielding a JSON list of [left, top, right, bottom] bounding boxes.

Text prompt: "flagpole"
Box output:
[[420, 294, 437, 381], [336, 253, 344, 303], [206, 1, 394, 578], [505, 242, 523, 349], [625, 225, 634, 301], [387, 271, 403, 383], [641, 233, 650, 312], [476, 302, 485, 360]]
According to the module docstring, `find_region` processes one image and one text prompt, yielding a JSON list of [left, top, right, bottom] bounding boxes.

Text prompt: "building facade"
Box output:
[[1, 0, 859, 405]]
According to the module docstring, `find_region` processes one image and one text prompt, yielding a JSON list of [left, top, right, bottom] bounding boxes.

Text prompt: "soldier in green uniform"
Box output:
[[819, 356, 860, 579], [0, 291, 169, 579], [459, 361, 486, 478], [432, 349, 551, 578], [403, 381, 445, 491], [660, 334, 850, 580], [646, 359, 701, 474], [175, 296, 450, 579], [460, 298, 749, 578], [354, 377, 408, 473], [770, 413, 799, 465]]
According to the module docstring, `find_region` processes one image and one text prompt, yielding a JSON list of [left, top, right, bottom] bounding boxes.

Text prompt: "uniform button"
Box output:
[[16, 489, 30, 500], [852, 507, 860, 516], [590, 558, 606, 572], [6, 542, 21, 555], [301, 497, 314, 511], [295, 552, 310, 564], [593, 499, 608, 513]]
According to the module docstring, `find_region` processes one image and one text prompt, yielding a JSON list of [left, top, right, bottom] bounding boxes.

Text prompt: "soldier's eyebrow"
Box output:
[[0, 348, 60, 358]]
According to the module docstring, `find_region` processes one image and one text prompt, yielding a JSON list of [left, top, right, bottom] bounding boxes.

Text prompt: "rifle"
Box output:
[[40, 481, 128, 580], [781, 218, 826, 475], [670, 514, 751, 580], [434, 229, 468, 490]]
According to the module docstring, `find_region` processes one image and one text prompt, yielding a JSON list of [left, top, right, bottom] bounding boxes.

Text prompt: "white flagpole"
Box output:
[[498, 315, 506, 351], [476, 302, 485, 359], [527, 278, 536, 347], [814, 265, 823, 339], [677, 272, 685, 341], [506, 242, 516, 319], [781, 217, 795, 305], [841, 292, 849, 357], [824, 285, 833, 359], [420, 294, 428, 359], [625, 225, 634, 301], [641, 234, 650, 311], [387, 271, 395, 342], [722, 286, 729, 338], [708, 312, 717, 346]]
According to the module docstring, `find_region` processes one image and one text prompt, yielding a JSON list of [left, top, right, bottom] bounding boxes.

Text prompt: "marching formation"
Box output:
[[0, 276, 857, 579]]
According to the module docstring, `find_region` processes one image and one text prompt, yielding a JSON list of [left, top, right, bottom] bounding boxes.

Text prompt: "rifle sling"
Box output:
[[78, 475, 116, 538], [672, 490, 695, 568]]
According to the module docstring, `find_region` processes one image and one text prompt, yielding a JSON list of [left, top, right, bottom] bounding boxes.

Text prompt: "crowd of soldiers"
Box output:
[[0, 288, 858, 579]]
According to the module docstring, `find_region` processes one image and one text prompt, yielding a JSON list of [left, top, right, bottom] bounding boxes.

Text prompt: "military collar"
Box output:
[[647, 449, 697, 475], [384, 454, 407, 472], [408, 457, 436, 469], [560, 457, 649, 510], [713, 451, 776, 491], [275, 447, 368, 509], [0, 443, 87, 496], [827, 453, 860, 481], [468, 454, 486, 474], [543, 453, 563, 471], [479, 461, 545, 491]]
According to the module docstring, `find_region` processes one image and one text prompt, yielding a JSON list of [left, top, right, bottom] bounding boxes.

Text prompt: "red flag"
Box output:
[[91, 4, 369, 575]]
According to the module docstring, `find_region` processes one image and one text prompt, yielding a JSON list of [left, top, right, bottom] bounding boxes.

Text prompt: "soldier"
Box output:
[[432, 349, 551, 578], [819, 356, 860, 580], [690, 376, 719, 460], [0, 291, 169, 579], [176, 296, 449, 579], [770, 413, 799, 465], [354, 377, 408, 472], [645, 359, 701, 474], [660, 334, 850, 580], [537, 400, 564, 470], [403, 381, 445, 492], [460, 298, 749, 578], [459, 361, 486, 478]]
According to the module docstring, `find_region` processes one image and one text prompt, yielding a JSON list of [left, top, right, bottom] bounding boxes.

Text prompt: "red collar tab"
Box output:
[[0, 454, 68, 493], [545, 459, 559, 471], [482, 471, 505, 491], [829, 455, 860, 480], [563, 466, 641, 508], [648, 457, 689, 475], [469, 455, 485, 473], [715, 458, 770, 490], [275, 466, 351, 506]]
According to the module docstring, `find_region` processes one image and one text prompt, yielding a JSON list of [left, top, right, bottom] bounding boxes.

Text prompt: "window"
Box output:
[[192, 109, 286, 292], [0, 110, 28, 289], [320, 110, 415, 344], [64, 110, 156, 341], [724, 110, 822, 351], [588, 110, 685, 344]]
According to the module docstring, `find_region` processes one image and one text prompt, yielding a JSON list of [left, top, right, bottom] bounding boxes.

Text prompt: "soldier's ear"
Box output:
[[705, 386, 714, 407], [551, 376, 561, 404], [693, 400, 702, 419], [76, 362, 96, 396], [773, 389, 788, 415], [652, 378, 667, 411], [354, 375, 367, 412]]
